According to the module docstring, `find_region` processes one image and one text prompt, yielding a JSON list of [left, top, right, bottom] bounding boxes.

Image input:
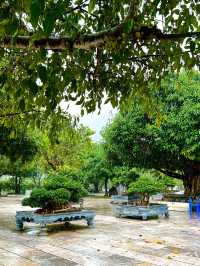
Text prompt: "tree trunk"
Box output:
[[183, 176, 200, 196], [104, 177, 109, 196], [14, 176, 21, 194], [94, 182, 99, 193]]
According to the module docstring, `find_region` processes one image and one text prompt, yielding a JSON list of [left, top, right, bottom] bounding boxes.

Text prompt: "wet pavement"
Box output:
[[0, 195, 200, 265]]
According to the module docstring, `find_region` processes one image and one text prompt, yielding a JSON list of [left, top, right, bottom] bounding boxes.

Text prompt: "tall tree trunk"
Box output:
[[104, 177, 109, 196], [94, 182, 99, 193], [183, 176, 200, 196], [14, 176, 21, 194]]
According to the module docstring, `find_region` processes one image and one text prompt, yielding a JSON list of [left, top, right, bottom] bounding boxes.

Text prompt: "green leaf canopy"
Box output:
[[0, 1, 200, 116], [103, 71, 200, 196]]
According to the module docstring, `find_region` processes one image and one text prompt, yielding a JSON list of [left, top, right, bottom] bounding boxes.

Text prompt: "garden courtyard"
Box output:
[[0, 195, 199, 266], [1, 1, 200, 265]]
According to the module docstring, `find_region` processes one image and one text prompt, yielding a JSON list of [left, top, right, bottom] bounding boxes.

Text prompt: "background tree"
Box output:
[[0, 125, 38, 193], [103, 71, 200, 196], [111, 167, 139, 190], [81, 144, 113, 195], [0, 109, 93, 193], [0, 1, 200, 117]]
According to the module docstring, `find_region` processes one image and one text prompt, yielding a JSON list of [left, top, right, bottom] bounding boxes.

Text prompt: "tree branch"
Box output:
[[0, 1, 137, 51], [1, 28, 200, 51], [158, 169, 185, 180], [66, 0, 88, 14], [0, 110, 41, 118], [0, 0, 199, 51], [45, 156, 57, 171]]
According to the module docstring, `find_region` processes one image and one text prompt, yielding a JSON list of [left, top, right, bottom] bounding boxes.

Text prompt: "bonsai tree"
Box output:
[[22, 188, 71, 212], [128, 173, 165, 206], [22, 173, 87, 213], [42, 173, 88, 202]]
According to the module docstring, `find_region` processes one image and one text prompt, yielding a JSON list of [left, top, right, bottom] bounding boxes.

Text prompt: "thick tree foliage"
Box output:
[[0, 111, 93, 193], [0, 1, 200, 116], [34, 122, 93, 172], [0, 125, 38, 193], [0, 125, 37, 162], [103, 71, 200, 196], [81, 144, 112, 194]]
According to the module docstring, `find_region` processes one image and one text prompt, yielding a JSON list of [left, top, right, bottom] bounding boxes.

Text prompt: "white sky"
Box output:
[[60, 101, 117, 142]]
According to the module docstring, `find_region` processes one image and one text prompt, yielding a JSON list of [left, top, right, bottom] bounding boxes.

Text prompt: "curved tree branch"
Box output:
[[1, 28, 200, 51], [0, 1, 136, 51], [0, 0, 200, 51], [158, 169, 185, 180], [0, 110, 41, 118]]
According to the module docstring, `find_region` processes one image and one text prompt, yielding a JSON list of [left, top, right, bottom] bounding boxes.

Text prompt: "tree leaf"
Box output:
[[123, 19, 134, 33], [43, 10, 56, 34], [19, 98, 25, 111], [88, 0, 96, 13], [30, 0, 45, 27]]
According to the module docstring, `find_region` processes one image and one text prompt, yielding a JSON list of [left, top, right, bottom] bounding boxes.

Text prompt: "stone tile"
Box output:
[[0, 247, 38, 266], [106, 254, 141, 265]]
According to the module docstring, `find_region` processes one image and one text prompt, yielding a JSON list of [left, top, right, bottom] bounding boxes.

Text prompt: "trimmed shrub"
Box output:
[[22, 173, 87, 211], [128, 173, 165, 205], [43, 175, 87, 202], [22, 187, 71, 210]]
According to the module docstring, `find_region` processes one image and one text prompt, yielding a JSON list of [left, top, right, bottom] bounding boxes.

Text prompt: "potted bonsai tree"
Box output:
[[128, 174, 165, 206], [113, 173, 169, 220], [22, 173, 88, 213], [16, 173, 95, 231]]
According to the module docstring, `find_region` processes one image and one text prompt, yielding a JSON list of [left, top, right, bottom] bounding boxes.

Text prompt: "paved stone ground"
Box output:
[[0, 195, 200, 266]]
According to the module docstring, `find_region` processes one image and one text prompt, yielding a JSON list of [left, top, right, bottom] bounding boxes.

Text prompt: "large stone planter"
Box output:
[[112, 204, 169, 220], [16, 210, 95, 231]]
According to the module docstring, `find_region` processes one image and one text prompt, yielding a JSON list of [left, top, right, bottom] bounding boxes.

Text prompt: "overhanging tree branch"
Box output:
[[158, 169, 185, 180], [0, 110, 41, 118], [1, 28, 200, 51], [2, 1, 198, 51], [0, 1, 135, 51]]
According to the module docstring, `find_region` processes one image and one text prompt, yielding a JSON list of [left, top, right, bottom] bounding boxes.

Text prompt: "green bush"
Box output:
[[43, 174, 87, 202], [128, 173, 165, 205], [0, 179, 12, 192], [159, 176, 178, 190], [22, 188, 71, 210], [21, 179, 36, 193], [22, 173, 88, 211]]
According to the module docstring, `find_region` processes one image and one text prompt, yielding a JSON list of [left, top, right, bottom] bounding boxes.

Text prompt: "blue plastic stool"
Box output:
[[188, 198, 200, 217]]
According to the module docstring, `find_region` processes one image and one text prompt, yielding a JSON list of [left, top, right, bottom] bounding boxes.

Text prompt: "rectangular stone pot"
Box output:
[[112, 204, 169, 220], [16, 210, 95, 231]]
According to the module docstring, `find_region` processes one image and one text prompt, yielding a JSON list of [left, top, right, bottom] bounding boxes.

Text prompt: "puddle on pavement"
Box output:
[[26, 228, 41, 236], [84, 196, 113, 216], [21, 222, 88, 236], [47, 222, 86, 233]]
